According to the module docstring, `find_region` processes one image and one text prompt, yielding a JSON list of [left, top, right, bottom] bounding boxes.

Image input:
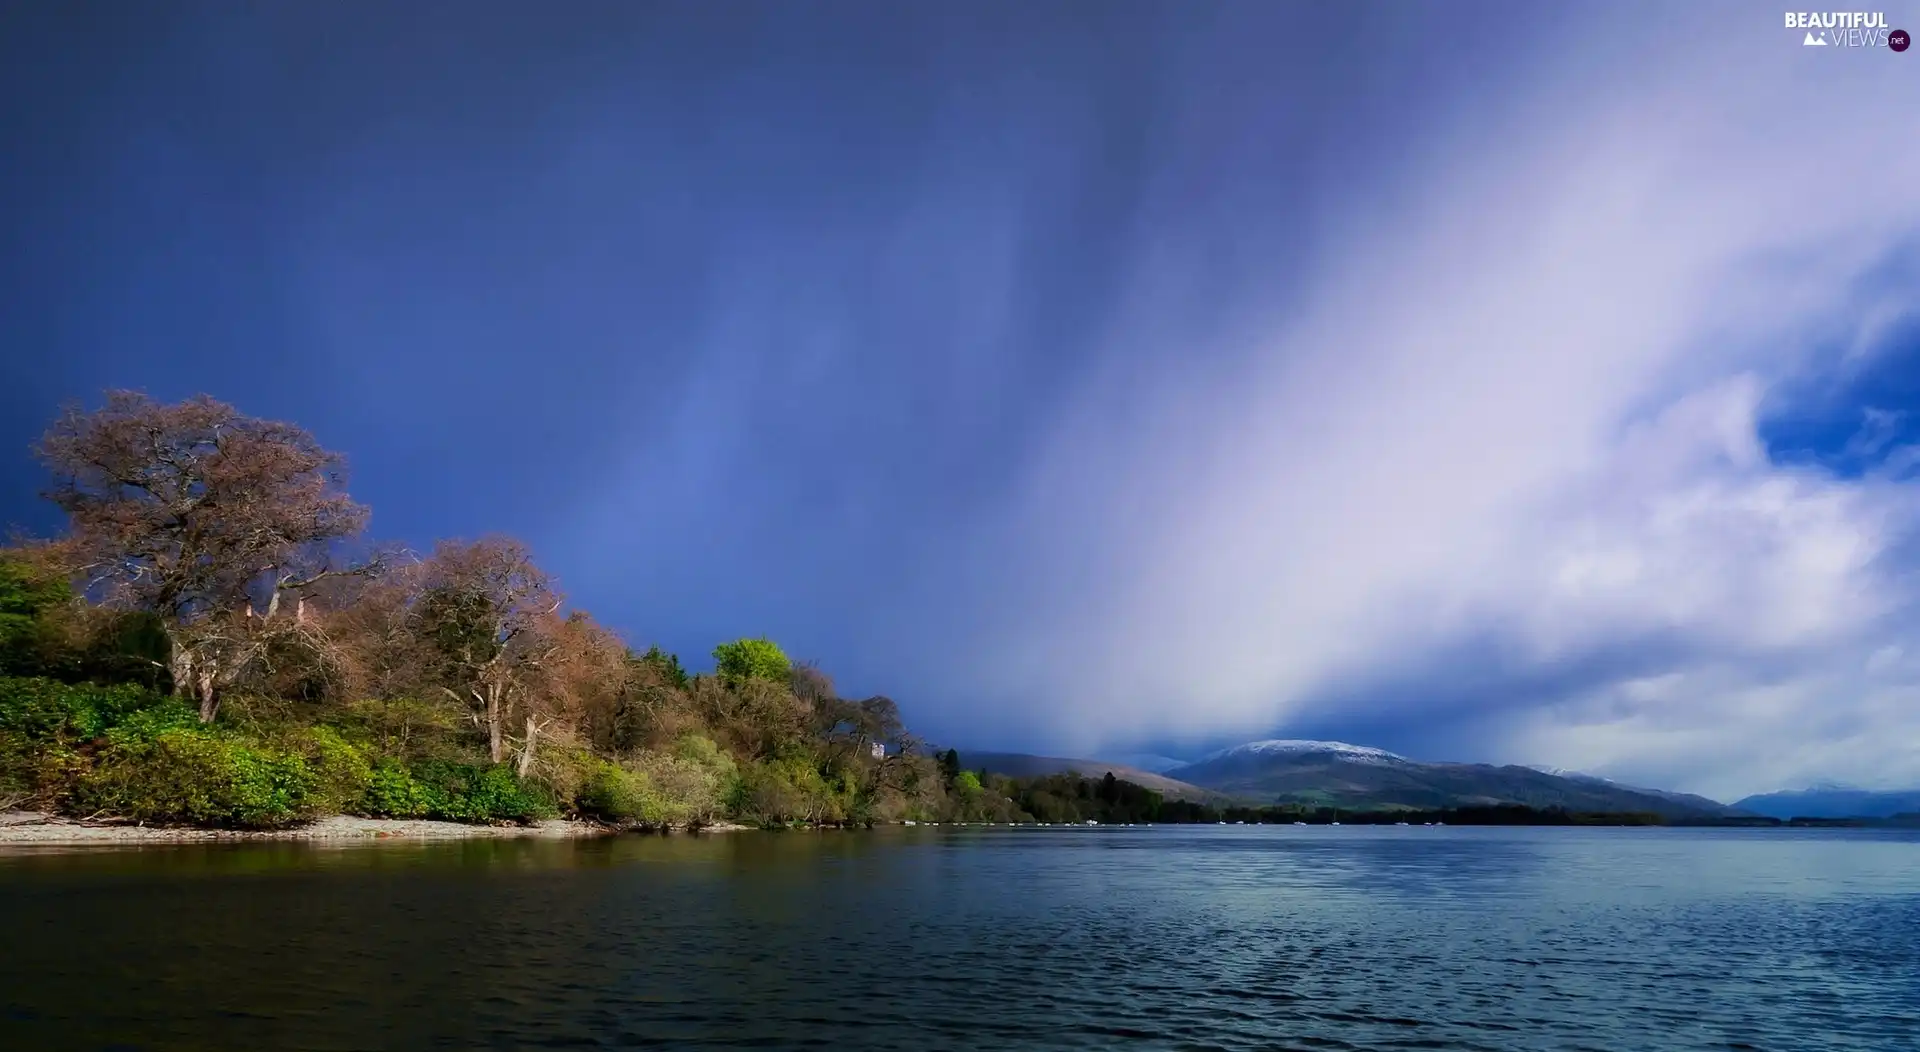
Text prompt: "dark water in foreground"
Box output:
[[1, 827, 1917, 1051]]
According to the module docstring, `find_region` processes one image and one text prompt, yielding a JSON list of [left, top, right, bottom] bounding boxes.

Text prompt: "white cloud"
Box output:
[[941, 12, 1920, 798]]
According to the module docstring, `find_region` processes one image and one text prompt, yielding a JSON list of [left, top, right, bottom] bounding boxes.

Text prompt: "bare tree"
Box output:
[[35, 391, 378, 720], [522, 611, 628, 775], [412, 537, 562, 764]]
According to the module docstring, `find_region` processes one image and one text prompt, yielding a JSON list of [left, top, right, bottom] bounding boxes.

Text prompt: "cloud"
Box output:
[[923, 10, 1920, 798]]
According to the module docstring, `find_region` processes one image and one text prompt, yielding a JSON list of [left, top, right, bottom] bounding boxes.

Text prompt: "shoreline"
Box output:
[[0, 811, 752, 846]]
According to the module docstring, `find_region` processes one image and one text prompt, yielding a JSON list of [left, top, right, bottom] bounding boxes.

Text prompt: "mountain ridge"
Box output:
[[961, 739, 1742, 817], [1731, 786, 1920, 819], [1163, 745, 1736, 818]]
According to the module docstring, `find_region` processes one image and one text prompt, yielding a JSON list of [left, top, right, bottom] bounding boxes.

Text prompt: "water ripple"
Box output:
[[0, 827, 1916, 1051]]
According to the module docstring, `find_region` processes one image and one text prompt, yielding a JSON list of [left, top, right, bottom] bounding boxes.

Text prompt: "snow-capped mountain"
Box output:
[[1195, 739, 1407, 765], [1166, 739, 1735, 817]]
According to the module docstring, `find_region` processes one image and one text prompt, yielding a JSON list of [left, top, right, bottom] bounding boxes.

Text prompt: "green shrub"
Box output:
[[730, 754, 853, 826], [360, 758, 431, 818], [362, 759, 555, 824], [632, 750, 720, 825], [574, 759, 667, 824], [299, 727, 372, 813], [78, 728, 317, 828], [454, 764, 555, 822], [0, 676, 187, 742]]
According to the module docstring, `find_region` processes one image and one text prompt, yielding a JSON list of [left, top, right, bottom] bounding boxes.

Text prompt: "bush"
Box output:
[[78, 728, 317, 828], [0, 676, 198, 810], [360, 759, 555, 824], [299, 727, 372, 813], [632, 752, 719, 826], [361, 758, 432, 818], [730, 753, 855, 827], [574, 759, 668, 825], [0, 676, 188, 743]]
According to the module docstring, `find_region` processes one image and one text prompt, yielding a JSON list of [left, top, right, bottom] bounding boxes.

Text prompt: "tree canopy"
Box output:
[[712, 637, 791, 684]]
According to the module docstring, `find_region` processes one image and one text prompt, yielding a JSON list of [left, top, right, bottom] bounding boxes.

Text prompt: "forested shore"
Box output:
[[0, 392, 1044, 831]]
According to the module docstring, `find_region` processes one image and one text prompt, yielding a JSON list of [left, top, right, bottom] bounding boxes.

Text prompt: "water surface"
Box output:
[[2, 826, 1915, 1051]]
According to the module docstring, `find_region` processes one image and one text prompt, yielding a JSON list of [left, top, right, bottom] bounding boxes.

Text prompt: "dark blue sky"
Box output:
[[2, 2, 1916, 797]]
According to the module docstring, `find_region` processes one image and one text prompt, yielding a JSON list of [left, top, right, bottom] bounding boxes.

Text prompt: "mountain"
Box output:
[[1108, 754, 1190, 774], [957, 752, 1223, 802], [1732, 786, 1920, 819], [1527, 766, 1738, 816], [1165, 740, 1735, 818]]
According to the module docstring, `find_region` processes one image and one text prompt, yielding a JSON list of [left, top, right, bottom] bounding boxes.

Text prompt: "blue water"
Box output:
[[1, 825, 1916, 1050]]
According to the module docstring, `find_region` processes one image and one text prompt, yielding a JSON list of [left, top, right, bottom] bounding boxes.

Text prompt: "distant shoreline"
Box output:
[[0, 811, 752, 846], [6, 808, 1912, 848]]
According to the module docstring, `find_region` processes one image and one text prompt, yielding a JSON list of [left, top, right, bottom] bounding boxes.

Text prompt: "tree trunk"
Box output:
[[170, 642, 221, 723], [517, 714, 540, 778], [169, 648, 195, 703], [486, 684, 504, 764], [196, 669, 219, 723]]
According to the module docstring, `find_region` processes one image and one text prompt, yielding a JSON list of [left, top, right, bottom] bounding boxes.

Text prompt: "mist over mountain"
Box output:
[[1107, 754, 1190, 774]]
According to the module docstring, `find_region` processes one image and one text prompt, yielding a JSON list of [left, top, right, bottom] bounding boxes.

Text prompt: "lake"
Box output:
[[1, 826, 1916, 1051]]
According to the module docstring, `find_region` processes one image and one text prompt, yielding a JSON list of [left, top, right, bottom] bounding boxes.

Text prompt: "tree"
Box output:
[[35, 392, 377, 720], [0, 544, 79, 677], [530, 611, 629, 776], [939, 748, 962, 784], [413, 537, 561, 764], [712, 637, 790, 684], [637, 645, 689, 690]]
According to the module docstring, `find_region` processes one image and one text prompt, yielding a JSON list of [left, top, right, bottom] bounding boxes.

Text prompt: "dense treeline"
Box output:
[[0, 392, 1014, 829]]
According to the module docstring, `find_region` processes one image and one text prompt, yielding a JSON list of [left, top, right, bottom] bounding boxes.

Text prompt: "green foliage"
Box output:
[[0, 676, 193, 744], [415, 585, 503, 667], [78, 728, 318, 828], [362, 759, 434, 818], [638, 645, 689, 690], [662, 735, 739, 823], [712, 637, 790, 685], [299, 726, 373, 813], [334, 696, 461, 755], [574, 758, 668, 825], [729, 751, 861, 827], [362, 758, 547, 823], [0, 557, 73, 678], [954, 770, 983, 795]]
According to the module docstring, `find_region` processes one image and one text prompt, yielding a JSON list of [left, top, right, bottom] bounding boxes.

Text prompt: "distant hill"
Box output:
[[1529, 766, 1739, 817], [1107, 754, 1190, 774], [1163, 740, 1735, 819], [957, 752, 1223, 803], [1732, 786, 1920, 819]]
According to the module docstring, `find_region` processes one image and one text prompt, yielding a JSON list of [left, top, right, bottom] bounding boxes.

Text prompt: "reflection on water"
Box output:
[[2, 827, 1916, 1051]]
